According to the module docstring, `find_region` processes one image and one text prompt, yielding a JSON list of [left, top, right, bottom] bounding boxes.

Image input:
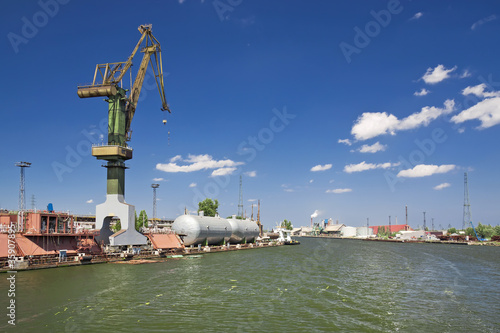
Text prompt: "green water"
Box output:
[[1, 238, 499, 332]]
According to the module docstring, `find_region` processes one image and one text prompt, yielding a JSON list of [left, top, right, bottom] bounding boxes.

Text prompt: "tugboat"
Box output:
[[284, 239, 300, 245]]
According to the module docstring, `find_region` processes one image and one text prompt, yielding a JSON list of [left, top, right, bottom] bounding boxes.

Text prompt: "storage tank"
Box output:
[[227, 217, 260, 243], [356, 226, 374, 237], [341, 226, 357, 237], [172, 214, 231, 246]]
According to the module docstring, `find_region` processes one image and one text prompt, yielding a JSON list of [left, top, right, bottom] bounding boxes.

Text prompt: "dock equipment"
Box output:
[[77, 25, 170, 246]]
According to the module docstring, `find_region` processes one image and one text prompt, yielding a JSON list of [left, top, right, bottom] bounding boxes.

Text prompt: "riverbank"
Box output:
[[0, 241, 282, 273], [297, 235, 500, 246]]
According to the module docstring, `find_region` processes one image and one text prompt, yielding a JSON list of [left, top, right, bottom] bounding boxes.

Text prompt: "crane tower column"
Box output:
[[78, 25, 170, 247]]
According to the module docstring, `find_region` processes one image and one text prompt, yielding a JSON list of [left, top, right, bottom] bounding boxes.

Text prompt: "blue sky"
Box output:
[[1, 0, 499, 230]]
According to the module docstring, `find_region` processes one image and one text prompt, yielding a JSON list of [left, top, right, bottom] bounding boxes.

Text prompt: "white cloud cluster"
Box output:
[[156, 154, 243, 177], [358, 141, 387, 153], [326, 188, 352, 194], [153, 177, 165, 182], [189, 183, 197, 188], [338, 138, 352, 146], [471, 14, 497, 30], [86, 199, 93, 204], [397, 164, 456, 178], [311, 210, 319, 218], [344, 161, 399, 173], [351, 100, 455, 140], [414, 88, 430, 96], [244, 171, 257, 177], [410, 12, 423, 20], [451, 84, 500, 129], [434, 183, 451, 190], [311, 164, 332, 172], [421, 65, 456, 84]]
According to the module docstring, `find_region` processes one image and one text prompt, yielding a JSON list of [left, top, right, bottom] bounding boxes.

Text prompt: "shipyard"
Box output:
[[1, 1, 500, 332]]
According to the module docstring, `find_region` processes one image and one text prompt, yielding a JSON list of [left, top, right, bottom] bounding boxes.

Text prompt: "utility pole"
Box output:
[[238, 175, 243, 218], [431, 218, 435, 231], [423, 212, 426, 231], [389, 215, 391, 234], [405, 205, 408, 226], [151, 184, 159, 227]]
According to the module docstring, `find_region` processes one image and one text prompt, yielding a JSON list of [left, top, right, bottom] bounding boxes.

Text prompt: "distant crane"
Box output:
[[77, 25, 170, 246]]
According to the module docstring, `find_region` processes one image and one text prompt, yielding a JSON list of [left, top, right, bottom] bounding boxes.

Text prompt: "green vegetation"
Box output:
[[449, 223, 500, 240], [281, 219, 293, 230], [136, 210, 148, 230], [112, 220, 121, 232], [377, 226, 394, 238], [198, 198, 219, 217]]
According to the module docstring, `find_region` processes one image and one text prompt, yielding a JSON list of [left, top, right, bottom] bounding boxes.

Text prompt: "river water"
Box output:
[[1, 238, 499, 332]]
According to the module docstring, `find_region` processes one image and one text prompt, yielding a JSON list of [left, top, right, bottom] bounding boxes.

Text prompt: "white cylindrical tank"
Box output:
[[227, 217, 260, 243], [172, 214, 232, 246], [342, 226, 357, 237], [356, 226, 373, 237]]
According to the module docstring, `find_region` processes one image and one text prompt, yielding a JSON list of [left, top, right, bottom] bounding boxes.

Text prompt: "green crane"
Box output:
[[77, 24, 170, 246], [77, 24, 170, 197]]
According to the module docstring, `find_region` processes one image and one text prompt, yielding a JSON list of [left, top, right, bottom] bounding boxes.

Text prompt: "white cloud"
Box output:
[[153, 177, 165, 182], [156, 154, 244, 174], [434, 183, 451, 190], [309, 179, 314, 183], [338, 138, 352, 146], [189, 183, 197, 188], [351, 100, 455, 141], [344, 161, 399, 173], [248, 199, 257, 202], [414, 88, 430, 96], [170, 155, 182, 162], [311, 210, 319, 218], [311, 164, 332, 172], [351, 112, 399, 141], [358, 141, 387, 153], [86, 199, 93, 204], [452, 84, 500, 129], [284, 188, 294, 193], [326, 188, 352, 194], [211, 167, 237, 177], [244, 171, 257, 177], [421, 65, 457, 84], [397, 164, 456, 178], [460, 70, 471, 78], [471, 14, 497, 30], [410, 12, 423, 20], [461, 83, 500, 98], [329, 179, 335, 183]]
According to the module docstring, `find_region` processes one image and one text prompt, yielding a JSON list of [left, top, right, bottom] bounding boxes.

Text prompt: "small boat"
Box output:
[[284, 240, 300, 245]]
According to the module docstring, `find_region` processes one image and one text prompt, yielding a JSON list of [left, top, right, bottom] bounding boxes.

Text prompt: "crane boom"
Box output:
[[77, 24, 170, 141]]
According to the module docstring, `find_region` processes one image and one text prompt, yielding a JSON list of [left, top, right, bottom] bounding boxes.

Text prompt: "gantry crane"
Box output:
[[77, 24, 170, 246]]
